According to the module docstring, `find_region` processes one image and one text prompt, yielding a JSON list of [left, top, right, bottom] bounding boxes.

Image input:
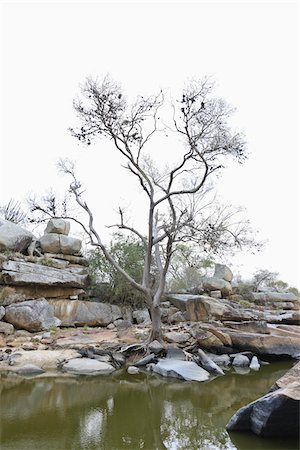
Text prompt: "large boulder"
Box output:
[[39, 234, 81, 255], [48, 299, 122, 327], [62, 358, 115, 375], [202, 277, 232, 297], [165, 294, 258, 322], [226, 362, 300, 437], [45, 219, 70, 235], [222, 327, 300, 358], [213, 264, 233, 282], [4, 298, 61, 332], [2, 260, 88, 288], [0, 219, 34, 253], [153, 359, 210, 382]]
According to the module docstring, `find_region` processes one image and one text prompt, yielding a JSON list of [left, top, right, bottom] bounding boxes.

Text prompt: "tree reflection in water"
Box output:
[[0, 360, 297, 450]]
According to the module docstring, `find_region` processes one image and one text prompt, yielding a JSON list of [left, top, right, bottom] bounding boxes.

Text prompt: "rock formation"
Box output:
[[226, 361, 300, 437]]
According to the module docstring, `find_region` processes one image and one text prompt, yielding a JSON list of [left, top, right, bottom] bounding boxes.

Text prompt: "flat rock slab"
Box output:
[[62, 358, 115, 375], [153, 359, 210, 382], [16, 364, 45, 375], [2, 260, 88, 288], [0, 349, 81, 371], [54, 329, 119, 348]]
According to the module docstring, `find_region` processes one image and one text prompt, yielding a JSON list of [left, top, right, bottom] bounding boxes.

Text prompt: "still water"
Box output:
[[0, 360, 298, 450]]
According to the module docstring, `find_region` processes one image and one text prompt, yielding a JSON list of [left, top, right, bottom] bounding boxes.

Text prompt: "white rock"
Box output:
[[153, 359, 210, 381], [250, 356, 260, 370], [62, 358, 115, 375], [127, 366, 140, 375]]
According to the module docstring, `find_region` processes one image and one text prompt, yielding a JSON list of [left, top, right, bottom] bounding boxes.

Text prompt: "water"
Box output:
[[0, 360, 298, 450]]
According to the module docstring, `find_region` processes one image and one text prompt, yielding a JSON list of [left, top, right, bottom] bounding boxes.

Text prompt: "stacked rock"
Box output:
[[39, 219, 82, 256], [202, 263, 233, 298]]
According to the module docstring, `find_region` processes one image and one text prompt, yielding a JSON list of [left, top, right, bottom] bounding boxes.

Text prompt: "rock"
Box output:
[[16, 364, 45, 375], [226, 381, 300, 437], [213, 264, 233, 282], [192, 328, 224, 351], [205, 353, 231, 366], [166, 347, 186, 360], [127, 366, 140, 374], [39, 234, 81, 255], [0, 219, 34, 253], [45, 219, 70, 235], [4, 299, 61, 332], [164, 331, 191, 344], [153, 359, 210, 381], [168, 311, 186, 323], [48, 299, 122, 327], [271, 361, 300, 391], [133, 353, 156, 367], [148, 340, 165, 355], [202, 277, 232, 297], [223, 320, 270, 334], [252, 292, 299, 303], [132, 309, 151, 324], [107, 323, 116, 330], [62, 358, 115, 375], [0, 321, 14, 335], [198, 324, 232, 346], [8, 286, 85, 300], [166, 294, 257, 323], [210, 290, 222, 299], [232, 354, 250, 367], [113, 319, 131, 329], [197, 349, 224, 375], [0, 306, 5, 320], [44, 253, 88, 266], [249, 356, 260, 370], [2, 260, 88, 288], [223, 328, 300, 358], [3, 349, 81, 370]]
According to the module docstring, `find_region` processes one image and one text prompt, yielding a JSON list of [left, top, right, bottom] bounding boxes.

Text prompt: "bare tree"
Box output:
[[58, 76, 255, 342]]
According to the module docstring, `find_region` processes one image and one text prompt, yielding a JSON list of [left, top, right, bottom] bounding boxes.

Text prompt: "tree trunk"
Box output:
[[149, 303, 162, 342]]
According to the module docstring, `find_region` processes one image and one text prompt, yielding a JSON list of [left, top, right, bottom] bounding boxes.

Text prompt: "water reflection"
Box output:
[[0, 361, 298, 450]]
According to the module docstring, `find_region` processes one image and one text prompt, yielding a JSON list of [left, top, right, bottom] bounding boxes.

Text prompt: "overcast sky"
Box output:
[[1, 1, 299, 287]]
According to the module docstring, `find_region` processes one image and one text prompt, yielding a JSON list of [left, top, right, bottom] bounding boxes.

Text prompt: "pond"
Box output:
[[0, 360, 298, 450]]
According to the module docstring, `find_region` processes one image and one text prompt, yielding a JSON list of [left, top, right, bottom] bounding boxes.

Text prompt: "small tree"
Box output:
[[56, 76, 257, 342], [88, 233, 146, 306]]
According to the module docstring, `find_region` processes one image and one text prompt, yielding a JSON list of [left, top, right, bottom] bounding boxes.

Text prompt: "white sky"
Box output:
[[0, 0, 299, 287]]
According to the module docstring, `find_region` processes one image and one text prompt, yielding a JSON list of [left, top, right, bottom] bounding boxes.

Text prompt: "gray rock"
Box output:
[[232, 354, 250, 367], [134, 353, 156, 367], [202, 277, 232, 297], [62, 358, 115, 375], [148, 340, 165, 355], [4, 299, 61, 332], [132, 309, 151, 324], [0, 219, 34, 253], [113, 319, 131, 329], [45, 219, 70, 235], [168, 311, 186, 323], [40, 234, 81, 255], [2, 260, 88, 288], [127, 366, 140, 375], [205, 353, 231, 366], [226, 381, 300, 437], [197, 349, 224, 375], [49, 299, 122, 327], [153, 359, 210, 381], [0, 306, 5, 320], [166, 347, 186, 360], [249, 356, 260, 370], [0, 321, 14, 335], [16, 364, 45, 375], [164, 331, 191, 344], [214, 263, 233, 282]]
